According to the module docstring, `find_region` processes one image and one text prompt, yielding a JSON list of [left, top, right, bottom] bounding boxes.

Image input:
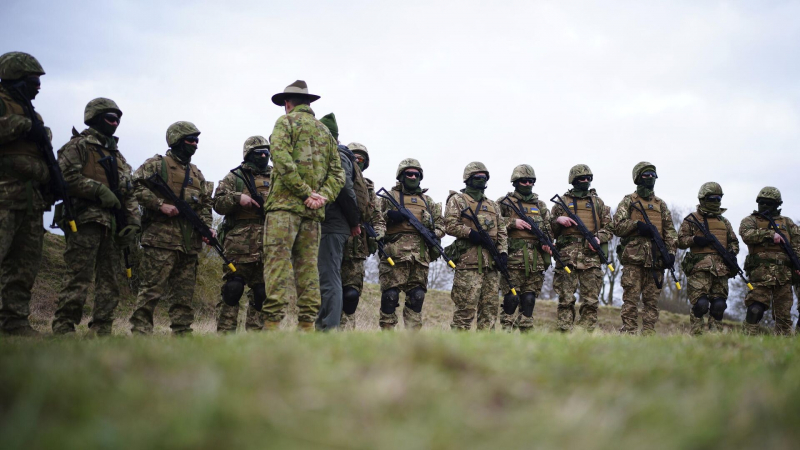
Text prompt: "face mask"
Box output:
[[513, 180, 533, 196], [572, 181, 591, 193], [403, 173, 421, 190], [171, 142, 197, 163], [89, 113, 120, 137], [357, 162, 365, 172], [700, 197, 721, 213], [757, 200, 780, 216], [246, 150, 270, 170], [467, 175, 488, 191], [4, 77, 40, 101], [641, 177, 656, 189]]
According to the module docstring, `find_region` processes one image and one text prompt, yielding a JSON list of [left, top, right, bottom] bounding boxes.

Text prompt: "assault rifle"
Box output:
[[460, 205, 517, 295], [98, 155, 132, 278], [685, 214, 752, 290], [230, 166, 265, 215], [550, 194, 615, 272], [376, 187, 455, 269], [630, 200, 680, 290], [147, 173, 236, 272], [362, 221, 394, 266], [756, 212, 800, 275], [500, 195, 571, 274]]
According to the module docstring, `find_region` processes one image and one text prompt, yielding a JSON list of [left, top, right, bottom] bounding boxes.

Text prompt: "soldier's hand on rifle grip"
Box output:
[[468, 230, 482, 245], [636, 221, 653, 237], [514, 219, 531, 230], [541, 245, 553, 255], [386, 210, 404, 224], [588, 237, 600, 252], [239, 193, 259, 208], [350, 226, 361, 237], [693, 236, 711, 247], [202, 229, 217, 245], [26, 120, 49, 145], [159, 203, 179, 217], [499, 252, 509, 268], [556, 216, 577, 227], [774, 233, 785, 244]]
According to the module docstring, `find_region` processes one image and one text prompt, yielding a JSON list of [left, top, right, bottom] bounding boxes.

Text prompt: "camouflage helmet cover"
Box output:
[[757, 186, 782, 203], [396, 158, 423, 179], [83, 98, 122, 125], [463, 161, 490, 182], [510, 164, 536, 182], [697, 182, 723, 199], [568, 164, 593, 183], [632, 161, 657, 183], [347, 142, 369, 169], [0, 52, 45, 79], [243, 135, 270, 159], [166, 121, 201, 147]]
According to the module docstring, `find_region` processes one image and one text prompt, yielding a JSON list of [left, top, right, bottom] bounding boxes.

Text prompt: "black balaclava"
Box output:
[[699, 195, 722, 215], [571, 176, 592, 198], [2, 75, 40, 100], [401, 170, 422, 193], [636, 170, 657, 198], [465, 174, 488, 201], [88, 112, 120, 137], [757, 198, 781, 217], [512, 179, 534, 200], [171, 135, 198, 164], [245, 149, 270, 172]]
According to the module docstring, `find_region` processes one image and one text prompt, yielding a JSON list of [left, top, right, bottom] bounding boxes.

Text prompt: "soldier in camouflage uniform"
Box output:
[[613, 162, 678, 335], [739, 187, 800, 335], [0, 52, 51, 336], [496, 164, 553, 332], [262, 80, 345, 330], [340, 143, 385, 330], [377, 158, 444, 330], [445, 162, 508, 331], [128, 121, 214, 335], [677, 182, 739, 336], [551, 164, 614, 332], [212, 136, 272, 333], [52, 98, 141, 335]]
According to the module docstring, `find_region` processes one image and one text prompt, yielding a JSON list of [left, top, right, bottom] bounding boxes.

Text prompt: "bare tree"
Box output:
[[364, 254, 379, 284], [600, 235, 622, 305], [427, 258, 454, 290], [658, 203, 691, 314]]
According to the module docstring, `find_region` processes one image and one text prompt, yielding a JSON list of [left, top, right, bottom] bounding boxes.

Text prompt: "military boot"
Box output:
[[556, 305, 575, 332], [262, 320, 281, 331], [743, 322, 761, 336], [88, 320, 113, 337], [340, 313, 356, 331], [689, 314, 705, 336]]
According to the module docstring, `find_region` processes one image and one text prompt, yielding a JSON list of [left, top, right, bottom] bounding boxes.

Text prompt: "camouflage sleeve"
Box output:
[[597, 201, 614, 244], [495, 200, 508, 253], [789, 218, 800, 255], [739, 215, 772, 246], [723, 217, 739, 255], [132, 159, 162, 211], [613, 196, 635, 237], [430, 198, 445, 239], [57, 139, 101, 200], [370, 194, 386, 240], [269, 116, 313, 199], [660, 201, 678, 253], [0, 102, 32, 145], [539, 200, 554, 239], [318, 139, 345, 203], [118, 156, 140, 226], [677, 218, 695, 249], [549, 202, 567, 236], [213, 172, 241, 216], [444, 194, 472, 239], [201, 177, 213, 229]]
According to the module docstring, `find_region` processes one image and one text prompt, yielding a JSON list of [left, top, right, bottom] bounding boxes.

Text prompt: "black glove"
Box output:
[[468, 229, 483, 244], [666, 253, 676, 267], [499, 252, 509, 268], [367, 237, 378, 255], [692, 236, 711, 247], [636, 221, 652, 237], [386, 210, 404, 224], [27, 120, 49, 145]]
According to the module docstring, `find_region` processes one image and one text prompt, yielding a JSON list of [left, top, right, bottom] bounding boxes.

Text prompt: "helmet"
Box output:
[[243, 135, 270, 159], [166, 121, 201, 147], [510, 164, 536, 182], [568, 164, 593, 184], [347, 142, 369, 169], [0, 52, 45, 80], [756, 186, 782, 203], [697, 182, 723, 199], [83, 98, 122, 125], [463, 161, 489, 182], [396, 158, 423, 180], [632, 161, 657, 183]]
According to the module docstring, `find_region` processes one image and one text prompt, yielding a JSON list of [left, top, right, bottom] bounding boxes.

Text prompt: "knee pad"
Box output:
[[221, 277, 245, 307], [380, 288, 400, 315], [709, 298, 727, 321], [250, 283, 266, 311], [520, 292, 536, 318], [405, 287, 426, 313], [692, 296, 710, 318], [745, 302, 766, 325], [342, 286, 361, 315], [502, 292, 519, 315]]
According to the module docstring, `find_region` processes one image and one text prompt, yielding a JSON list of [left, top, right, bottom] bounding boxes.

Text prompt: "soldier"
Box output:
[[51, 98, 140, 335], [340, 142, 385, 330], [739, 187, 800, 335], [128, 121, 214, 335], [0, 52, 51, 336], [613, 162, 677, 335], [551, 164, 613, 332], [444, 162, 508, 331], [677, 182, 739, 336], [496, 164, 553, 332], [262, 80, 344, 331], [212, 136, 272, 333], [377, 158, 444, 330]]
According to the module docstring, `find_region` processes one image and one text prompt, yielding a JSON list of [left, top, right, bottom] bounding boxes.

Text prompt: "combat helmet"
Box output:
[[243, 135, 270, 159], [166, 121, 201, 147], [396, 158, 423, 180], [568, 164, 593, 184], [697, 182, 723, 199], [83, 98, 122, 125], [0, 52, 45, 80], [632, 161, 657, 184], [509, 164, 536, 183], [463, 161, 489, 182], [347, 142, 369, 170], [756, 186, 782, 204]]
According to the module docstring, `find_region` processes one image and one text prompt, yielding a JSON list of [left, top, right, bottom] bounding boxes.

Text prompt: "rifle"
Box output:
[[230, 166, 265, 214], [460, 205, 517, 295], [97, 154, 132, 278], [146, 172, 236, 272], [500, 196, 571, 274], [685, 214, 753, 290], [630, 200, 681, 290], [361, 221, 394, 266], [376, 187, 455, 269], [756, 212, 800, 274], [550, 194, 615, 272]]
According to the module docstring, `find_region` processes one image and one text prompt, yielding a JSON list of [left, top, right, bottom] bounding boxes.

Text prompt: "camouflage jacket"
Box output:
[[133, 151, 213, 255], [445, 190, 508, 271], [497, 191, 552, 272], [739, 212, 800, 286], [344, 178, 386, 261], [550, 189, 614, 270], [613, 192, 678, 268], [380, 183, 444, 266], [213, 164, 271, 264], [677, 207, 739, 277], [0, 85, 50, 210], [263, 104, 345, 221], [57, 127, 140, 230]]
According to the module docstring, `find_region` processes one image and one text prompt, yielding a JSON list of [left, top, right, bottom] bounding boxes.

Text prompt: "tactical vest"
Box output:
[[234, 169, 270, 221], [629, 192, 662, 235], [689, 213, 728, 254], [459, 194, 498, 239], [560, 194, 599, 236], [750, 215, 791, 254], [158, 155, 203, 208], [77, 137, 116, 189], [351, 164, 371, 222], [0, 90, 42, 159], [385, 190, 430, 235], [506, 197, 543, 240]]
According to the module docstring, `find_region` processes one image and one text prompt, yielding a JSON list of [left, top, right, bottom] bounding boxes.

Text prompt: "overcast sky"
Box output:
[[3, 0, 799, 232]]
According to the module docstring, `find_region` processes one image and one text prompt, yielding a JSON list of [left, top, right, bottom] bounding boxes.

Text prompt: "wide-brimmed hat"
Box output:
[[271, 80, 321, 106]]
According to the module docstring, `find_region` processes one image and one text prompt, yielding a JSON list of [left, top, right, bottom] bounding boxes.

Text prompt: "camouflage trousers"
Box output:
[[500, 268, 544, 332], [53, 222, 122, 335], [216, 261, 265, 333], [0, 208, 43, 332], [451, 268, 499, 331], [129, 246, 198, 335], [743, 283, 793, 336], [554, 267, 603, 332], [620, 264, 662, 335], [378, 260, 428, 330], [262, 211, 320, 325], [686, 271, 728, 336], [340, 257, 365, 330]]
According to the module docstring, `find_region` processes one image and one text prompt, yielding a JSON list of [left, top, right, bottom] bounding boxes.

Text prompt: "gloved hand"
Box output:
[[95, 185, 121, 209], [468, 229, 483, 244], [386, 210, 404, 224], [26, 120, 49, 145], [666, 253, 676, 267], [693, 236, 711, 247], [499, 252, 509, 267], [367, 237, 378, 255], [636, 221, 652, 237], [117, 224, 141, 246]]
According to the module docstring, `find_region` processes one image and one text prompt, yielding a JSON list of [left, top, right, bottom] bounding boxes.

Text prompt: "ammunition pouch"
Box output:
[[444, 239, 471, 265], [681, 252, 700, 276]]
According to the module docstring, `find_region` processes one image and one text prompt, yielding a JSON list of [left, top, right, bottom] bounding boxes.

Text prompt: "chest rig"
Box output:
[[630, 192, 662, 235], [385, 190, 432, 235], [689, 213, 728, 254]]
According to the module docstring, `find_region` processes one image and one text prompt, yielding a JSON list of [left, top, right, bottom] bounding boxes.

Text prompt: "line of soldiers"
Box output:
[[2, 52, 800, 337]]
